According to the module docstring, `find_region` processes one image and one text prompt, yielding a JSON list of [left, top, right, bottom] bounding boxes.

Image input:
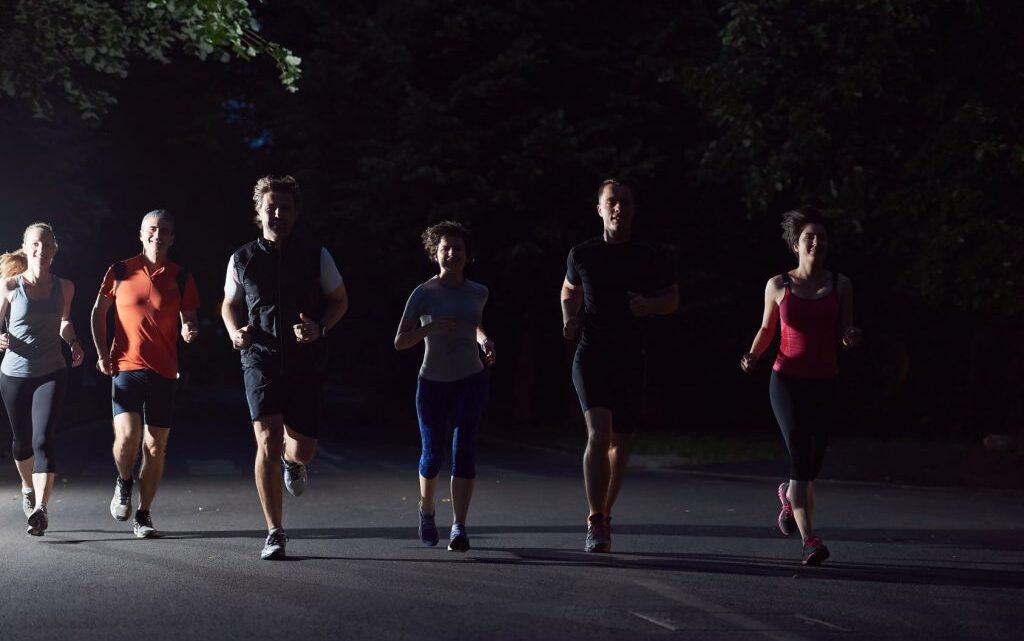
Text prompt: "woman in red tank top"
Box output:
[[739, 206, 862, 566]]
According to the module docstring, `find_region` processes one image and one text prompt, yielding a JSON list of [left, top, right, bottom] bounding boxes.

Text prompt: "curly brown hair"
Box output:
[[421, 221, 473, 264]]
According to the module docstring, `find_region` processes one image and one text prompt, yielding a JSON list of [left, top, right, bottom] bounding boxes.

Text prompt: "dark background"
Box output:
[[1, 0, 1021, 446]]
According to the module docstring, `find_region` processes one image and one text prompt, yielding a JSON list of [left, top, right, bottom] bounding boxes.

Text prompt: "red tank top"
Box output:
[[773, 273, 840, 379]]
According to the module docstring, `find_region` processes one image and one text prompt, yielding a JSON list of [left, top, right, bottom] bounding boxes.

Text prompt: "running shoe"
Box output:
[[418, 505, 439, 547], [21, 487, 35, 519], [282, 457, 307, 497], [261, 529, 288, 560], [26, 505, 47, 536], [584, 513, 610, 553], [802, 536, 830, 565], [110, 477, 133, 521], [133, 509, 160, 539], [448, 523, 470, 552], [777, 481, 796, 536]]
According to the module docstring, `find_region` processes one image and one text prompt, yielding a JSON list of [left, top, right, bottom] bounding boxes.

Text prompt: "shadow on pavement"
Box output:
[[40, 523, 1024, 589], [478, 548, 1024, 588]]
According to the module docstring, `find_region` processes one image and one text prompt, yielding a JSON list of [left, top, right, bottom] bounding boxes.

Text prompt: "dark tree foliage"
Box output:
[[0, 0, 301, 119], [690, 0, 1024, 317], [1, 0, 1020, 438]]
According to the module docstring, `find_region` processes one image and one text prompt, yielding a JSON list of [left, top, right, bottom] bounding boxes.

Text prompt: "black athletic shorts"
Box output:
[[571, 346, 645, 434], [769, 370, 837, 481], [112, 369, 177, 427], [243, 365, 323, 438]]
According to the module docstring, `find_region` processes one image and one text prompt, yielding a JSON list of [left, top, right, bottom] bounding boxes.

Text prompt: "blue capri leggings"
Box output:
[[416, 369, 489, 480]]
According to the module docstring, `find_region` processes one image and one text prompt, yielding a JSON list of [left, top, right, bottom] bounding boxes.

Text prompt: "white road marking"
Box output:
[[795, 614, 852, 632], [630, 611, 679, 631], [317, 446, 346, 464], [634, 578, 813, 641]]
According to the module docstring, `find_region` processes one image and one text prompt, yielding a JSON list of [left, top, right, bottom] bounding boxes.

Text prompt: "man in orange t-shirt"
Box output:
[[90, 209, 200, 538]]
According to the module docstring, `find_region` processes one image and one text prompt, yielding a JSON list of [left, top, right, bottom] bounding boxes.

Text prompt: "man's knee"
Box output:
[[584, 409, 613, 446], [142, 439, 167, 460], [254, 418, 284, 457], [609, 432, 633, 453]]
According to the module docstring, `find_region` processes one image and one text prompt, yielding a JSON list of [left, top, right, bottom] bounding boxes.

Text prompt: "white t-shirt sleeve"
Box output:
[[320, 247, 344, 293], [223, 255, 244, 303]]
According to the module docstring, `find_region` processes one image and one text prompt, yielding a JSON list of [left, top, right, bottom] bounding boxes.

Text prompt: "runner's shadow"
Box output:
[[481, 547, 1024, 588]]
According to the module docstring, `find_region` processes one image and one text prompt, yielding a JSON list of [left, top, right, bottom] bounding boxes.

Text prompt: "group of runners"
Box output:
[[0, 175, 860, 565]]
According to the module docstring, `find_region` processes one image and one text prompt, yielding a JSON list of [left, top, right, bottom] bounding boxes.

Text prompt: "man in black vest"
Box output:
[[221, 175, 349, 560]]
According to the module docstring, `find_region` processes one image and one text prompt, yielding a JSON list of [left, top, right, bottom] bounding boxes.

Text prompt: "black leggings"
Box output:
[[769, 370, 837, 481], [0, 369, 68, 473]]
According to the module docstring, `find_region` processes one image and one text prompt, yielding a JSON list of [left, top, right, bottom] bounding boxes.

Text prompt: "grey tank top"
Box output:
[[1, 275, 67, 377]]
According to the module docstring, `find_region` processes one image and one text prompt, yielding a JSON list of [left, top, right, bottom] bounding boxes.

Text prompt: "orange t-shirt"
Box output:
[[101, 255, 200, 379]]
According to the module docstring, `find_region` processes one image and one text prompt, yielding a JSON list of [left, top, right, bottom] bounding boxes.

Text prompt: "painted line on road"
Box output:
[[633, 578, 812, 641], [630, 611, 679, 631], [317, 446, 346, 464], [795, 614, 852, 632]]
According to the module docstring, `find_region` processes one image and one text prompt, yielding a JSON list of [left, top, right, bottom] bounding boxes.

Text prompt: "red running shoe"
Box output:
[[802, 536, 830, 565], [777, 481, 796, 536]]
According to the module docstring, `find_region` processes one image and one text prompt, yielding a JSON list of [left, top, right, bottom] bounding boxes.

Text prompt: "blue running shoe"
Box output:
[[448, 523, 470, 552], [418, 504, 439, 547]]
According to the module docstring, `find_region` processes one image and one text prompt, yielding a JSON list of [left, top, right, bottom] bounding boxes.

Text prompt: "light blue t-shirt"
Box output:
[[401, 277, 488, 382]]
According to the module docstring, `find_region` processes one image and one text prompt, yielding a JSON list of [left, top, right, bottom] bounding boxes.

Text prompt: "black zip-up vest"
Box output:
[[232, 236, 325, 372]]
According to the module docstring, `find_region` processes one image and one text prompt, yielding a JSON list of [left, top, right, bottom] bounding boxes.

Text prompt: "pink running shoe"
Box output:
[[802, 536, 830, 565], [777, 481, 796, 536]]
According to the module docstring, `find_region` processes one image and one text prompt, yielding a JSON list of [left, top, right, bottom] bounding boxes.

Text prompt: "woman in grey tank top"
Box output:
[[395, 221, 496, 552], [0, 223, 85, 536]]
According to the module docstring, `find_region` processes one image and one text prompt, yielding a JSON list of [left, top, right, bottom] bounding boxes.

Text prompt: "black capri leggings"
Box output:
[[769, 370, 837, 481], [0, 369, 68, 473]]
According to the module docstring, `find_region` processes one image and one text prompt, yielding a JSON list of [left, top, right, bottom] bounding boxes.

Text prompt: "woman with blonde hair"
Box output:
[[0, 223, 84, 536]]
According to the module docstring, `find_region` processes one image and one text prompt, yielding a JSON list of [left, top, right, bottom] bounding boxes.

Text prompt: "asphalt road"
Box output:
[[1, 416, 1021, 641]]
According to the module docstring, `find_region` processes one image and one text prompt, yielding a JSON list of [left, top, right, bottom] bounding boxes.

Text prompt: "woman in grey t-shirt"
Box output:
[[395, 221, 496, 552], [0, 223, 85, 536]]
